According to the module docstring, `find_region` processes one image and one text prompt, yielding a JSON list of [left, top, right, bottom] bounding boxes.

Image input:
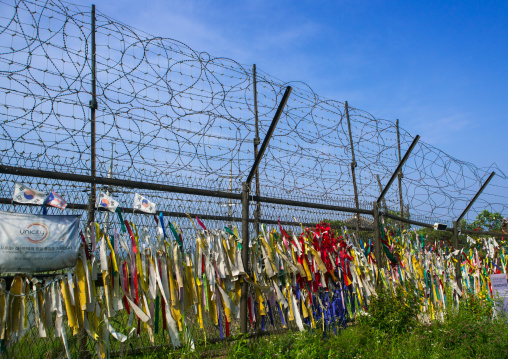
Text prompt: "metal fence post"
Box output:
[[452, 171, 495, 293], [87, 3, 97, 226], [345, 101, 361, 242], [253, 64, 261, 238], [81, 5, 97, 357], [240, 86, 292, 335], [240, 182, 250, 334], [396, 119, 404, 228], [376, 174, 388, 214], [378, 135, 419, 206], [456, 171, 496, 225], [373, 201, 382, 280], [453, 221, 462, 290], [374, 135, 419, 283]]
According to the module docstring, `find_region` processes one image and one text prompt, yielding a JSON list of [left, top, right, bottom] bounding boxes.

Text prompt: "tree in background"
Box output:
[[465, 210, 504, 232], [320, 219, 374, 241], [415, 226, 453, 244]]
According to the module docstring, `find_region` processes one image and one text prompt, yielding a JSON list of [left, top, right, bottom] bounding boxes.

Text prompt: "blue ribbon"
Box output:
[[295, 283, 301, 301], [254, 300, 259, 326], [217, 302, 224, 340], [266, 300, 274, 327], [159, 213, 167, 239]]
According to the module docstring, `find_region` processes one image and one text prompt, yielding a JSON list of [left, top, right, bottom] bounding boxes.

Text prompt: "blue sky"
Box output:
[[85, 0, 507, 171]]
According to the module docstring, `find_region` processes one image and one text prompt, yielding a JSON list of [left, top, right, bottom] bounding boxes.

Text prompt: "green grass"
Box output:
[[227, 318, 508, 359], [15, 304, 507, 358], [227, 295, 508, 359]]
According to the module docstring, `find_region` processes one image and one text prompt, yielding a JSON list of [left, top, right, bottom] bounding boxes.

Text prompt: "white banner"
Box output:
[[0, 211, 80, 273]]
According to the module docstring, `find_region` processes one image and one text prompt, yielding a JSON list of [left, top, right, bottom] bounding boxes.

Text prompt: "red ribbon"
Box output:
[[79, 231, 91, 261], [196, 216, 207, 230], [247, 296, 253, 326], [125, 220, 137, 256]]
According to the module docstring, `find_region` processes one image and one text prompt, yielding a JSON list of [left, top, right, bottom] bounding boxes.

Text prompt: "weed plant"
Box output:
[[228, 285, 508, 359]]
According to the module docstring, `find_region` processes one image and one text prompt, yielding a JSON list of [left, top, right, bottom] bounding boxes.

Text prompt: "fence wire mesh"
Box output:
[[0, 0, 506, 357], [1, 0, 506, 224]]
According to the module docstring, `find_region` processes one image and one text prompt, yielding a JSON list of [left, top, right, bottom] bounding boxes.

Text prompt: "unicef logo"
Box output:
[[20, 222, 49, 244]]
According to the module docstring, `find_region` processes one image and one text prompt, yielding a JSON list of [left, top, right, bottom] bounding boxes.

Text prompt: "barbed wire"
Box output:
[[0, 0, 506, 226]]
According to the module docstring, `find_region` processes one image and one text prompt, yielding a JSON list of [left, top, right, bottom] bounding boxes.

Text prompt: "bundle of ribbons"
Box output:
[[0, 217, 504, 358]]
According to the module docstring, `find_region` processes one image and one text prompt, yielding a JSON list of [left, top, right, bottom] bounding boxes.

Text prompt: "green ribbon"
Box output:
[[397, 265, 404, 285], [116, 207, 126, 233], [203, 275, 209, 311], [225, 226, 235, 237], [168, 222, 183, 251], [225, 226, 242, 249]]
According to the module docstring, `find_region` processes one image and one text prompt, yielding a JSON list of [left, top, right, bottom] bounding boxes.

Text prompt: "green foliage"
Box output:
[[227, 295, 508, 359], [322, 219, 375, 241], [458, 210, 504, 233], [415, 227, 453, 243], [383, 209, 410, 231], [326, 219, 345, 228], [469, 210, 504, 231], [228, 329, 372, 359], [357, 282, 421, 334]]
